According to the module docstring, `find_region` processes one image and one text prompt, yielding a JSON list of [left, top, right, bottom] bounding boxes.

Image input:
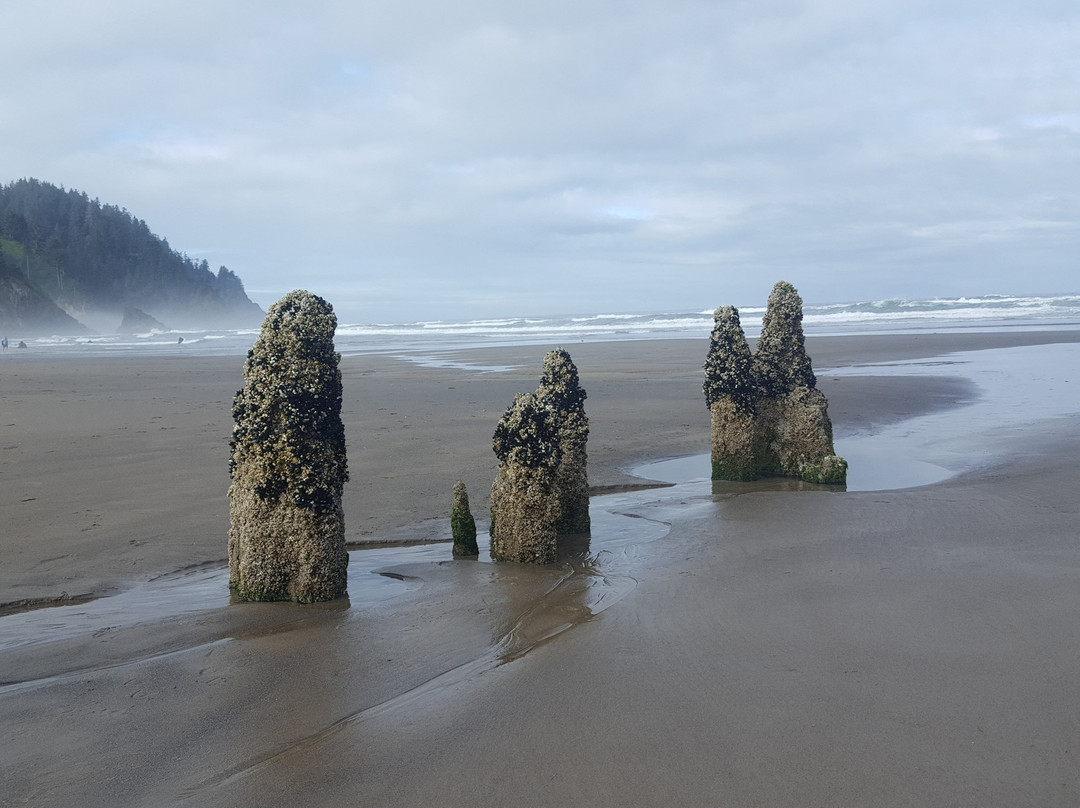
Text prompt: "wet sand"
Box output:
[[2, 330, 1079, 806]]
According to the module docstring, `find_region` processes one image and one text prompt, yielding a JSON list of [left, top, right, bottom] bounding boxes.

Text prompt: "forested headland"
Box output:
[[0, 178, 264, 336]]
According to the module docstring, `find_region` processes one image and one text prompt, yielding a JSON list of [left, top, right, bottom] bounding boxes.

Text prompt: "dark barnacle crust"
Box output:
[[492, 392, 562, 470], [703, 306, 757, 416]]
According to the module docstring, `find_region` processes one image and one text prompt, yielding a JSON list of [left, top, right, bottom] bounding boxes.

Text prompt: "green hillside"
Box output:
[[0, 178, 263, 334]]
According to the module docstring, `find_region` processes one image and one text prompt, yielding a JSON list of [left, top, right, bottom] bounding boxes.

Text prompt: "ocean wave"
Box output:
[[11, 293, 1078, 358], [570, 313, 642, 322]]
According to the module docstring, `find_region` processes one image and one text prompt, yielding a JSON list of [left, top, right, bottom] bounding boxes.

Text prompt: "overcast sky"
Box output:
[[3, 1, 1077, 322]]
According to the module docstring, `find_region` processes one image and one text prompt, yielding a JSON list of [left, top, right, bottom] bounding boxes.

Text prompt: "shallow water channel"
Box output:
[[0, 437, 963, 657], [0, 485, 672, 657]]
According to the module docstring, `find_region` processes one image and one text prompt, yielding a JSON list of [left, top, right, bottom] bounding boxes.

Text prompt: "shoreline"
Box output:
[[3, 330, 1080, 806]]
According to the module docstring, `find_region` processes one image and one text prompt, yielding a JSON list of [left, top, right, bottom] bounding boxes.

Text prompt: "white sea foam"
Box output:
[[7, 293, 1078, 358]]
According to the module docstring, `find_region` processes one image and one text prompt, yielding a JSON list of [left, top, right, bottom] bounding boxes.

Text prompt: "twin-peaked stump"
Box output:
[[705, 281, 847, 485], [489, 348, 590, 564]]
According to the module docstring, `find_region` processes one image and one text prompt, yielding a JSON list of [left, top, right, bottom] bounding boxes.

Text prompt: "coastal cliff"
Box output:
[[0, 178, 263, 336], [0, 267, 90, 336]]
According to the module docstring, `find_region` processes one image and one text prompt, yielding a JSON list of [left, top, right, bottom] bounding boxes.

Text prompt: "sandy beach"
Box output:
[[2, 330, 1079, 806]]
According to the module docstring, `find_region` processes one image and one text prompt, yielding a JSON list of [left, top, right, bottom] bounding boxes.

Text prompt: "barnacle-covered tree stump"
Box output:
[[228, 290, 349, 602], [489, 392, 562, 563], [451, 480, 479, 558], [704, 282, 847, 485], [537, 348, 590, 535]]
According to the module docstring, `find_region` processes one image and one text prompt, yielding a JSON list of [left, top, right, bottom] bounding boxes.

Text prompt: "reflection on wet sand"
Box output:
[[633, 448, 952, 493], [0, 483, 670, 700], [188, 517, 661, 796]]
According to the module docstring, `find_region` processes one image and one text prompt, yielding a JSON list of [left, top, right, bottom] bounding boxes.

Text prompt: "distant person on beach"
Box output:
[[2, 337, 7, 350]]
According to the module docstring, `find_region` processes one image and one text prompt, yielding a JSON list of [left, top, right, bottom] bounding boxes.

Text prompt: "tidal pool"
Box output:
[[638, 341, 1079, 492]]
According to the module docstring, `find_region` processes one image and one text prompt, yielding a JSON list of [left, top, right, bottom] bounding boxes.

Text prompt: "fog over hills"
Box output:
[[0, 178, 263, 336]]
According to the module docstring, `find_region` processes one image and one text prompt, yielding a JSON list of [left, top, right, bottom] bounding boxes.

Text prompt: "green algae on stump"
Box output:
[[489, 392, 562, 564], [451, 480, 479, 558], [537, 348, 591, 535], [228, 290, 349, 602]]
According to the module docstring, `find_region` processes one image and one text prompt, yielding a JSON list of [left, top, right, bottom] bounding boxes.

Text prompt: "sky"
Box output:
[[2, 0, 1078, 323]]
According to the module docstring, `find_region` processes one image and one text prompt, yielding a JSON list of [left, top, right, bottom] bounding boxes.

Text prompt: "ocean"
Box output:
[[10, 292, 1080, 358]]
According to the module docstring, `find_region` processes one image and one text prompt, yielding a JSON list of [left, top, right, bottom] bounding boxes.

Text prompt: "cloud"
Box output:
[[2, 0, 1078, 320]]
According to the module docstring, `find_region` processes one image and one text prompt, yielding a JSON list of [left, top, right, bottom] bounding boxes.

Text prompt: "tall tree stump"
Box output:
[[228, 290, 349, 602]]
